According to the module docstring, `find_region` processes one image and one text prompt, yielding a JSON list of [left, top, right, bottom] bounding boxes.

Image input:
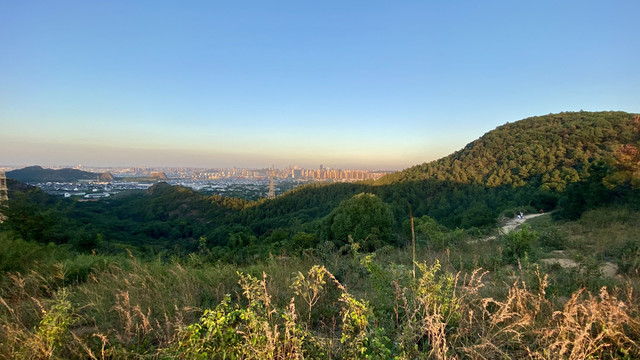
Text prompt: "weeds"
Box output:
[[1, 210, 640, 359]]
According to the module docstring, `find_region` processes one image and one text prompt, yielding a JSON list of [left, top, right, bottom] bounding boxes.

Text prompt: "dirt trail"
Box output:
[[471, 213, 546, 244], [469, 213, 619, 277], [500, 213, 545, 233], [501, 214, 619, 277]]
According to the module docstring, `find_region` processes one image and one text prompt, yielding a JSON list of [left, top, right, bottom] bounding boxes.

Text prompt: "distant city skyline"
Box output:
[[0, 161, 400, 172], [0, 164, 396, 176], [1, 2, 639, 170]]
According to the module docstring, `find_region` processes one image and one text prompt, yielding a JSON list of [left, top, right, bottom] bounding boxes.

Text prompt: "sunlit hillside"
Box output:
[[379, 111, 638, 190]]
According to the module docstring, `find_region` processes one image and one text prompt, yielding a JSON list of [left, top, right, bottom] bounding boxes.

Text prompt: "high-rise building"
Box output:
[[0, 171, 7, 202], [0, 171, 8, 222]]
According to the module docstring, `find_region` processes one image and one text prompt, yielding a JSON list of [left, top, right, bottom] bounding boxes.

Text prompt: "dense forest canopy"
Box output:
[[378, 111, 638, 191]]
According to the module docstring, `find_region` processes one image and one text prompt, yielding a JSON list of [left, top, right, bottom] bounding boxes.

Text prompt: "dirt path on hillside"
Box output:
[[470, 213, 546, 244], [500, 213, 545, 233], [495, 213, 619, 277], [467, 213, 619, 277]]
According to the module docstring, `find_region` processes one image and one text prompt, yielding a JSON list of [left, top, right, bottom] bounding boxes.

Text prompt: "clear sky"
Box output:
[[1, 1, 639, 170]]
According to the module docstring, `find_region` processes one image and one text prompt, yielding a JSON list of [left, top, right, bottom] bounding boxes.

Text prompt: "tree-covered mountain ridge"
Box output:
[[377, 111, 639, 191], [3, 111, 638, 256], [6, 165, 101, 183]]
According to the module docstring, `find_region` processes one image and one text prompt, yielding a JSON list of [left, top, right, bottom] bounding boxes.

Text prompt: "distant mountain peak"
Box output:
[[7, 166, 99, 183]]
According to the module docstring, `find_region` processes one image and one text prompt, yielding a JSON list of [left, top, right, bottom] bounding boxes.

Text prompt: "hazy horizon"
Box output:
[[2, 1, 639, 169], [1, 161, 400, 172]]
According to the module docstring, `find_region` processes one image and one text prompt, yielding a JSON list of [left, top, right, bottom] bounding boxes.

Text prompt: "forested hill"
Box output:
[[7, 165, 100, 183], [377, 111, 639, 191], [2, 111, 638, 259]]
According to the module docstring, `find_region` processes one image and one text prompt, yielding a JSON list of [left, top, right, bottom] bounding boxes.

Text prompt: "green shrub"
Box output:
[[620, 240, 640, 275], [35, 290, 75, 358], [538, 228, 567, 250], [501, 225, 538, 264], [0, 233, 67, 273], [61, 254, 110, 284], [322, 193, 393, 251]]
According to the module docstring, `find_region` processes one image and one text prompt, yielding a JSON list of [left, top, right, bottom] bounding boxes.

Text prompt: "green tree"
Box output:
[[291, 232, 317, 249], [323, 193, 393, 251], [501, 225, 537, 264]]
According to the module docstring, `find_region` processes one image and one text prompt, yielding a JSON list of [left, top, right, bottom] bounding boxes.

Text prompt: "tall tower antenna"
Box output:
[[267, 169, 276, 200], [0, 171, 8, 222]]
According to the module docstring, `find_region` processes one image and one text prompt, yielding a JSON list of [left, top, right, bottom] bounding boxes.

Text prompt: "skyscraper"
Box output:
[[267, 170, 276, 199], [0, 171, 7, 202], [0, 171, 8, 222]]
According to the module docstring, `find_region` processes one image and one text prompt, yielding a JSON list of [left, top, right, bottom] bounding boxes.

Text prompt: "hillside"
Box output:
[[1, 204, 639, 359], [7, 165, 101, 183], [377, 111, 639, 191], [241, 111, 639, 232], [1, 111, 638, 258], [1, 111, 640, 358]]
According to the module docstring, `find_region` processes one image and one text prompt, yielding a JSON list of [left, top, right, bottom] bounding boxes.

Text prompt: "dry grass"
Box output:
[[1, 232, 639, 358], [534, 287, 640, 359]]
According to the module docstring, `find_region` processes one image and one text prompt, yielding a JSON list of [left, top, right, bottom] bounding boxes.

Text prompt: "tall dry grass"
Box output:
[[0, 245, 639, 358]]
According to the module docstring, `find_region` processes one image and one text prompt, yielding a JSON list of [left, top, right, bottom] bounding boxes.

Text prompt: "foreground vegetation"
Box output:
[[1, 204, 639, 359]]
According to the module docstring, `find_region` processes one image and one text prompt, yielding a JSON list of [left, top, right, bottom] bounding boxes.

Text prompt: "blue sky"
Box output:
[[1, 1, 639, 170]]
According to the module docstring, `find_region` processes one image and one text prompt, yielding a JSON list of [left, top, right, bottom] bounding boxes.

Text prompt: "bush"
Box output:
[[501, 225, 538, 264], [538, 228, 567, 250], [0, 233, 68, 273], [322, 193, 393, 251], [61, 254, 110, 284]]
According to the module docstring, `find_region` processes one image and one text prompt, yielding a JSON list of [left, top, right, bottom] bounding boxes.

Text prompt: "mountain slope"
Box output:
[[377, 111, 639, 191], [7, 166, 100, 183], [2, 111, 638, 257]]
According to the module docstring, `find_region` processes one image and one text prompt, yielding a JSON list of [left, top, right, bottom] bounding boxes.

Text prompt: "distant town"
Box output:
[[1, 165, 393, 201]]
